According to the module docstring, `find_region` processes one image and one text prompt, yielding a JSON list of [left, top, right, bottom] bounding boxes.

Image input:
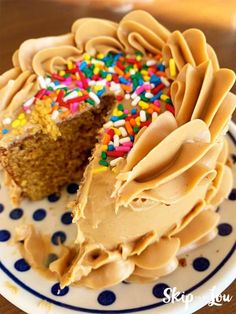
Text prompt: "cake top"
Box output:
[[0, 10, 234, 148], [0, 51, 172, 143]]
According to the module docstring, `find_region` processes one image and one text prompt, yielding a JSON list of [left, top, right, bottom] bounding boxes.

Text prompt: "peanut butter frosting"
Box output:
[[0, 10, 223, 145], [162, 29, 219, 78], [0, 10, 235, 289], [61, 114, 230, 288]]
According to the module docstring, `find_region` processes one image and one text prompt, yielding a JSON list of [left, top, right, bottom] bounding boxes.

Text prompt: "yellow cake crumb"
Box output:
[[30, 99, 61, 141]]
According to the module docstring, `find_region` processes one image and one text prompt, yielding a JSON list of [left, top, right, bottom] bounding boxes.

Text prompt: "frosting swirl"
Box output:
[[171, 61, 236, 140], [0, 70, 38, 119], [72, 18, 123, 56], [162, 29, 219, 78], [17, 34, 75, 72], [117, 10, 170, 53], [0, 10, 227, 120], [113, 112, 217, 210]]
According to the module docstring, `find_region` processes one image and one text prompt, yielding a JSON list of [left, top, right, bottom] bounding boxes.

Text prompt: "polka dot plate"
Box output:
[[0, 123, 235, 314]]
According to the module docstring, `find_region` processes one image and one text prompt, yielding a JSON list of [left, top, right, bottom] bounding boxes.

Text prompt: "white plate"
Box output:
[[0, 123, 235, 314]]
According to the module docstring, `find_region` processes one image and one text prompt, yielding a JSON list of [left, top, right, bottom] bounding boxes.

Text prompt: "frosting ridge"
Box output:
[[162, 29, 219, 78]]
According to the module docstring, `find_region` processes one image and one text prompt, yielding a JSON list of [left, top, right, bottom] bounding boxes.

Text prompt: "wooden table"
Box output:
[[0, 1, 235, 313]]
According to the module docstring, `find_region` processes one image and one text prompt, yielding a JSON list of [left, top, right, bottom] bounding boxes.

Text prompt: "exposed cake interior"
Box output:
[[0, 49, 173, 203], [0, 95, 114, 200]]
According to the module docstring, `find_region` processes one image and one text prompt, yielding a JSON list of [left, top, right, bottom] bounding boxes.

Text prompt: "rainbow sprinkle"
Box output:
[[1, 51, 174, 168]]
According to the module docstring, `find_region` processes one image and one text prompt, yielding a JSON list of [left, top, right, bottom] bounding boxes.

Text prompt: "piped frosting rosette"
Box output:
[[0, 10, 219, 120], [117, 10, 170, 53], [110, 60, 236, 211], [113, 112, 217, 210], [162, 29, 219, 79], [171, 61, 236, 140], [0, 33, 76, 119]]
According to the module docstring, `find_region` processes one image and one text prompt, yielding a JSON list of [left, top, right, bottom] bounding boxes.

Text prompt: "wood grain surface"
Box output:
[[0, 1, 235, 313]]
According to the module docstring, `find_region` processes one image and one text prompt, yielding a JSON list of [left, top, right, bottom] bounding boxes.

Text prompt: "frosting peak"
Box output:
[[72, 18, 122, 56], [113, 113, 217, 211], [171, 60, 236, 140], [17, 34, 75, 72], [117, 10, 170, 54], [162, 29, 219, 78]]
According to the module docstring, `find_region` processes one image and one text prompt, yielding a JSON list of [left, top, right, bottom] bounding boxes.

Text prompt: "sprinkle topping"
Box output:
[[1, 51, 174, 169]]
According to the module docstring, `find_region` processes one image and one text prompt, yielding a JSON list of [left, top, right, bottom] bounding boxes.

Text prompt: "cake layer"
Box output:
[[0, 95, 114, 200]]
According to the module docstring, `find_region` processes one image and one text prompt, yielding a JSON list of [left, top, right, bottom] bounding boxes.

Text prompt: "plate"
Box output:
[[0, 123, 235, 314]]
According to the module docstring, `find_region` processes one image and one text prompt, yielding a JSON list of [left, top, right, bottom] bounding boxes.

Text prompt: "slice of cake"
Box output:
[[1, 10, 235, 289]]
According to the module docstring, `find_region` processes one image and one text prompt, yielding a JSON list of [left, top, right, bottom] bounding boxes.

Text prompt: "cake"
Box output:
[[0, 11, 235, 289]]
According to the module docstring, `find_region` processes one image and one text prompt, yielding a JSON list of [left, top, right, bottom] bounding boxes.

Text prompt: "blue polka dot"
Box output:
[[9, 208, 23, 220], [153, 283, 170, 299], [218, 223, 233, 236], [33, 208, 47, 221], [97, 290, 116, 306], [0, 203, 4, 213], [14, 258, 31, 272], [193, 257, 210, 271], [48, 193, 60, 202], [67, 183, 79, 194], [51, 231, 66, 245], [61, 212, 72, 225], [228, 188, 236, 200], [0, 230, 11, 242], [51, 283, 69, 296]]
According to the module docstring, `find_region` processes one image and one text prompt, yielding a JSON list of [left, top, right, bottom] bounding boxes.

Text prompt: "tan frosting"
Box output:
[[72, 18, 123, 57], [0, 10, 218, 122], [162, 29, 219, 78], [0, 67, 21, 89], [0, 10, 235, 289], [0, 71, 33, 112], [206, 137, 233, 207], [79, 259, 135, 289], [15, 224, 77, 280], [15, 224, 56, 279], [171, 61, 236, 140], [74, 166, 209, 250], [175, 210, 220, 248], [117, 10, 170, 54], [61, 113, 232, 288], [17, 34, 75, 72], [113, 113, 219, 210], [32, 46, 82, 76], [131, 258, 179, 282]]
